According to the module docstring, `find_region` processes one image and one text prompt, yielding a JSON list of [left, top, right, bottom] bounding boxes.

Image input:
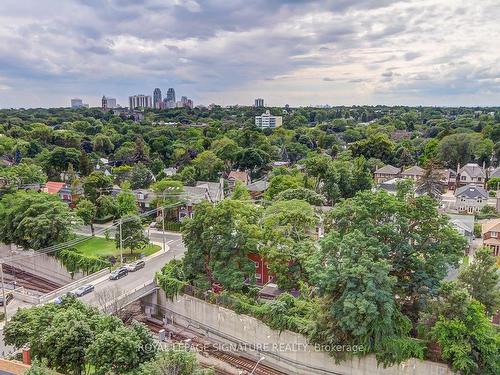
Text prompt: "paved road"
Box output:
[[0, 230, 186, 357], [80, 232, 185, 306]]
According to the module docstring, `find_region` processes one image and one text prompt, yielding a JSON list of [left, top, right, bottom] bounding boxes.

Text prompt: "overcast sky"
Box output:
[[0, 0, 499, 108]]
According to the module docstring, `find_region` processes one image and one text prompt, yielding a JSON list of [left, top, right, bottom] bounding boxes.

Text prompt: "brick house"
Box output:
[[482, 218, 500, 256], [43, 181, 81, 206], [400, 165, 425, 181], [248, 253, 272, 285], [374, 165, 401, 184]]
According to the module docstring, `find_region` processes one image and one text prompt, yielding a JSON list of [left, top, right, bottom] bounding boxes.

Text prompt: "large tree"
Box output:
[[192, 150, 224, 181], [182, 200, 261, 290], [309, 231, 422, 362], [82, 171, 113, 204], [116, 215, 149, 255], [262, 199, 318, 289], [75, 198, 97, 236], [458, 247, 500, 316], [324, 190, 466, 322], [0, 191, 81, 250]]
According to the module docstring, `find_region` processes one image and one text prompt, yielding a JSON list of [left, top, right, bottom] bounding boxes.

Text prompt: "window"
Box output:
[[255, 273, 261, 280], [477, 198, 482, 203], [461, 176, 466, 180], [491, 231, 498, 238], [254, 261, 259, 268], [478, 177, 482, 182]]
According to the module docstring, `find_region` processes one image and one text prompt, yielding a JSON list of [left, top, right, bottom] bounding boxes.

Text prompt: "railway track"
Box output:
[[2, 264, 61, 293], [144, 319, 287, 375]]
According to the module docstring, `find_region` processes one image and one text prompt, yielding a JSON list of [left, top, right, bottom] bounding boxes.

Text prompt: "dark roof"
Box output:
[[374, 165, 400, 175], [454, 184, 488, 199]]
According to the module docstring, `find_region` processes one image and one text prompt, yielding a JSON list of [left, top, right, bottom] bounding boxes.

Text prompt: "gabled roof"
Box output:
[[183, 185, 210, 204], [195, 181, 223, 202], [459, 163, 485, 178], [44, 181, 66, 194], [374, 165, 400, 175], [454, 184, 488, 199], [491, 167, 500, 179], [247, 179, 269, 192], [482, 218, 500, 235], [447, 214, 475, 234], [401, 165, 425, 176], [228, 170, 249, 183]]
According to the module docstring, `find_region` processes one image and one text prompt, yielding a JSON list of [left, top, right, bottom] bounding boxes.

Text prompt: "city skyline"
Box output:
[[0, 0, 499, 108]]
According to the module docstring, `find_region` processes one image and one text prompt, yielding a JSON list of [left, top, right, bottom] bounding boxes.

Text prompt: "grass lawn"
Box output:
[[73, 235, 161, 260]]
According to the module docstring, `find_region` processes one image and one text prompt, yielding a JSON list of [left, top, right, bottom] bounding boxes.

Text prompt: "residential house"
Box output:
[[490, 167, 500, 179], [400, 165, 425, 181], [43, 181, 81, 206], [247, 179, 269, 199], [438, 168, 457, 190], [227, 170, 250, 189], [447, 214, 475, 252], [454, 184, 488, 213], [481, 218, 500, 256], [458, 163, 486, 188], [177, 180, 224, 221], [134, 189, 156, 211], [373, 165, 401, 184], [248, 253, 272, 285]]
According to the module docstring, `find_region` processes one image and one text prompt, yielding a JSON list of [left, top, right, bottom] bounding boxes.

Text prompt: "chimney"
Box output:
[[22, 346, 31, 365]]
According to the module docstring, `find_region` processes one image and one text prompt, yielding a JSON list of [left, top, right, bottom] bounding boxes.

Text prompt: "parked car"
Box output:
[[109, 266, 129, 280], [0, 293, 13, 306], [71, 284, 94, 297], [125, 260, 145, 272]]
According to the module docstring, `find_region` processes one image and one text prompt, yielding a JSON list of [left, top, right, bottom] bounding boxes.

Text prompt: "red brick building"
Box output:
[[248, 253, 272, 285]]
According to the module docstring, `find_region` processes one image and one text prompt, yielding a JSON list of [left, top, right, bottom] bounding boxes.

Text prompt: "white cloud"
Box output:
[[0, 0, 499, 107]]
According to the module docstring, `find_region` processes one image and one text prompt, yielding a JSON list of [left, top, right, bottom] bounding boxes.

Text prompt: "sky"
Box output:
[[0, 0, 499, 108]]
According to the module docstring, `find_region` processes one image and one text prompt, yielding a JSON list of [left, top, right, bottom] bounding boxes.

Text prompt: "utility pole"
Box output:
[[162, 207, 166, 252], [0, 262, 7, 320], [119, 218, 123, 265]]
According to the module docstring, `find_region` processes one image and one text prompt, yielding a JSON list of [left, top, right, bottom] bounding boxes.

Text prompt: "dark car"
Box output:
[[109, 267, 129, 280], [0, 293, 13, 306], [71, 284, 95, 297], [125, 260, 145, 272]]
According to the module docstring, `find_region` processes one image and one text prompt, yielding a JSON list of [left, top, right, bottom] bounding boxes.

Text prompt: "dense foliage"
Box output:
[[4, 296, 156, 375]]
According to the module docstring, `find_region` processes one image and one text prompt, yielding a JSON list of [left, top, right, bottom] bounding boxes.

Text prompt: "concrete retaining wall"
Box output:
[[146, 291, 454, 375], [0, 243, 84, 285]]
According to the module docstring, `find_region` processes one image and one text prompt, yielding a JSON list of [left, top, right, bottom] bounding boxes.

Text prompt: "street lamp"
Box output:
[[250, 356, 265, 374]]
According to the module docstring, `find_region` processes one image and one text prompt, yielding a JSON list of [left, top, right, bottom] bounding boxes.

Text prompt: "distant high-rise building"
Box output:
[[71, 98, 83, 108], [102, 95, 108, 110], [129, 95, 152, 109], [153, 88, 162, 109], [255, 110, 282, 129], [181, 96, 188, 106], [166, 88, 176, 103], [186, 99, 194, 109], [106, 98, 117, 108], [255, 98, 264, 107]]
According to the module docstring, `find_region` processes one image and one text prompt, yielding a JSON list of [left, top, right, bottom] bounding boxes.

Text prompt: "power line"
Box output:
[[2, 201, 184, 262]]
